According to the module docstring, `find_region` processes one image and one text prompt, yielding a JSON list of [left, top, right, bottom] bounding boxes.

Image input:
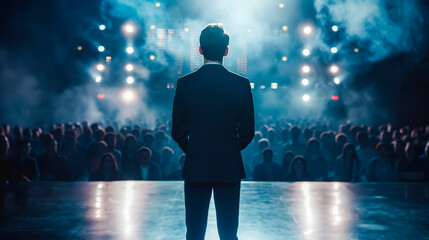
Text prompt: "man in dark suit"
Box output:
[[172, 23, 255, 240]]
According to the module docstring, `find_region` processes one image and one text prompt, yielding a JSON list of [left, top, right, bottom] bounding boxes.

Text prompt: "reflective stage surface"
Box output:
[[1, 181, 429, 240]]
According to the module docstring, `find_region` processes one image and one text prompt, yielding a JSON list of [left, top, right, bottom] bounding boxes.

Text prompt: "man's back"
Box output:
[[172, 64, 254, 182]]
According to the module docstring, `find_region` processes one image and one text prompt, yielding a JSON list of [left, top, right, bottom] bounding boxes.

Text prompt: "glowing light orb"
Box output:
[[247, 29, 252, 33], [330, 65, 339, 74], [126, 76, 134, 84], [96, 64, 105, 72], [250, 82, 255, 89], [354, 48, 359, 53], [150, 25, 156, 30], [125, 64, 134, 72], [97, 94, 105, 99], [282, 25, 288, 31], [155, 2, 161, 7], [279, 3, 285, 8], [123, 24, 135, 33], [184, 27, 189, 32], [331, 47, 338, 54], [332, 25, 338, 32], [282, 56, 287, 62], [271, 83, 278, 89], [77, 46, 82, 51], [301, 78, 309, 86], [120, 89, 137, 104], [95, 76, 102, 83], [260, 85, 266, 89], [303, 26, 312, 35], [126, 47, 134, 54], [149, 55, 156, 61], [334, 77, 341, 84], [105, 56, 112, 63], [302, 49, 310, 56], [331, 95, 339, 100], [99, 25, 106, 31], [98, 45, 105, 52], [302, 94, 310, 102], [302, 65, 310, 73]]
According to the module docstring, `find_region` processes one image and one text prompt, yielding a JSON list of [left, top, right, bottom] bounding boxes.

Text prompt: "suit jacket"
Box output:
[[172, 64, 255, 182]]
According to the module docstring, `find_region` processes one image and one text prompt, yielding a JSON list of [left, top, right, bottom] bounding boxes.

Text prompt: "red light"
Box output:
[[331, 95, 339, 101], [97, 94, 105, 99]]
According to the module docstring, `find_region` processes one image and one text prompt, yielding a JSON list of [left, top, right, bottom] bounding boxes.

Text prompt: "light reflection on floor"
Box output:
[[1, 181, 429, 239]]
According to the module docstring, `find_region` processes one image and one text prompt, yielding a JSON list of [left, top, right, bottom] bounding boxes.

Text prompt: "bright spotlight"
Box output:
[[334, 77, 341, 84], [126, 76, 134, 84], [126, 47, 134, 54], [331, 47, 338, 54], [260, 85, 266, 89], [150, 25, 156, 30], [98, 45, 105, 52], [302, 65, 310, 73], [282, 25, 288, 31], [303, 26, 312, 35], [279, 3, 285, 8], [123, 23, 135, 34], [330, 65, 339, 74], [96, 64, 105, 72], [247, 29, 252, 33], [125, 64, 134, 72], [95, 76, 102, 83], [184, 27, 189, 32], [155, 2, 161, 7], [99, 25, 106, 31], [271, 83, 278, 89], [120, 89, 137, 104], [302, 49, 310, 56], [301, 78, 309, 86], [149, 55, 156, 61], [250, 82, 255, 89], [281, 56, 287, 62], [332, 25, 338, 32], [354, 48, 359, 53], [77, 46, 82, 51], [302, 94, 310, 102]]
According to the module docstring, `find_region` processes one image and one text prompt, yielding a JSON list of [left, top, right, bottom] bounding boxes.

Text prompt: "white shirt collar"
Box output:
[[204, 62, 223, 66]]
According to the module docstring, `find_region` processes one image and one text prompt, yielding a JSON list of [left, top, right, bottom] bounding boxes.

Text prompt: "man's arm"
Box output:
[[171, 78, 189, 153], [237, 79, 255, 151]]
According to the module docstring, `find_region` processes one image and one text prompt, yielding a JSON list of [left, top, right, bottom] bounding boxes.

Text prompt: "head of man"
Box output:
[[199, 23, 229, 62]]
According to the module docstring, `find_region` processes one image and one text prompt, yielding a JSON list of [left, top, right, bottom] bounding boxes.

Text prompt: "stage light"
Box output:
[[95, 76, 102, 83], [96, 64, 105, 72], [98, 45, 105, 52], [330, 65, 339, 74], [271, 83, 278, 89], [302, 94, 310, 102], [331, 47, 338, 54], [77, 46, 82, 51], [155, 2, 161, 7], [120, 88, 137, 104], [332, 25, 338, 32], [125, 64, 134, 72], [279, 3, 285, 8], [301, 78, 309, 86], [282, 56, 287, 62], [260, 85, 266, 89], [354, 48, 359, 53], [302, 49, 310, 56], [282, 25, 288, 31], [184, 27, 189, 32], [149, 55, 156, 61], [97, 94, 105, 99], [126, 76, 134, 84], [99, 25, 106, 31], [331, 95, 339, 101], [334, 77, 341, 84], [105, 56, 111, 63], [247, 29, 252, 33], [150, 25, 156, 30], [250, 82, 255, 89], [126, 47, 134, 54], [303, 26, 312, 35], [302, 65, 310, 74], [123, 23, 135, 34]]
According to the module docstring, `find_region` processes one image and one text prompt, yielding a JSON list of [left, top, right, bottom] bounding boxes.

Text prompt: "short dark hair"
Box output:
[[199, 23, 229, 61]]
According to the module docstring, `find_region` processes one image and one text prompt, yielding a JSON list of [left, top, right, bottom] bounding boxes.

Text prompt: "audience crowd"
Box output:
[[1, 116, 429, 205]]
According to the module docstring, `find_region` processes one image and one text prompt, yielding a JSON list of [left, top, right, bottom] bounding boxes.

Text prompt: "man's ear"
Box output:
[[199, 46, 203, 56], [224, 47, 229, 57]]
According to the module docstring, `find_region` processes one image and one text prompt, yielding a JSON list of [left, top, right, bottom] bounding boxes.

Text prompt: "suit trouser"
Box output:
[[184, 181, 240, 240]]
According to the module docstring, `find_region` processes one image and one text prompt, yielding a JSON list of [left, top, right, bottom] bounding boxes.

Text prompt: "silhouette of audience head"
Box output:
[[306, 138, 320, 154], [258, 138, 269, 151], [23, 128, 32, 141], [289, 156, 307, 175], [83, 126, 92, 140], [290, 126, 300, 142], [162, 147, 174, 162], [341, 143, 357, 159], [94, 129, 106, 142], [376, 143, 389, 158], [405, 142, 417, 159], [262, 148, 274, 164], [98, 152, 119, 172], [143, 133, 155, 148], [303, 128, 313, 142], [281, 129, 289, 143], [17, 140, 31, 158], [104, 133, 117, 151], [0, 135, 9, 155], [356, 132, 369, 147], [13, 125, 23, 140], [253, 131, 262, 144], [137, 147, 152, 167], [46, 138, 58, 154], [199, 23, 229, 61], [124, 134, 138, 152], [335, 133, 347, 147]]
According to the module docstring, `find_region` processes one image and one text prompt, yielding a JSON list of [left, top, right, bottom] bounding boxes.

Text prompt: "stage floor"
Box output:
[[1, 181, 429, 240]]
